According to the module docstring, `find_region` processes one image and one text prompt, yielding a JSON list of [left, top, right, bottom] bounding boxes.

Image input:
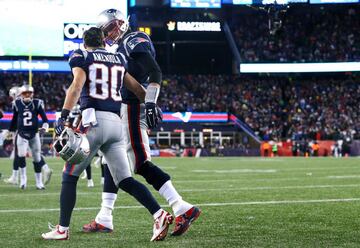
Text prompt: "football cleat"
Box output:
[[82, 220, 113, 233], [4, 176, 18, 185], [171, 206, 201, 236], [87, 179, 94, 188], [36, 184, 45, 190], [43, 168, 53, 185], [20, 184, 26, 190], [150, 210, 173, 242], [42, 223, 69, 240]]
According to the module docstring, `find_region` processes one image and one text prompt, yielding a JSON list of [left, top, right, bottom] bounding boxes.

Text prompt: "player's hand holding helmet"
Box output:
[[55, 118, 66, 136], [97, 9, 129, 46], [145, 103, 163, 129], [55, 109, 71, 136], [53, 128, 90, 164]]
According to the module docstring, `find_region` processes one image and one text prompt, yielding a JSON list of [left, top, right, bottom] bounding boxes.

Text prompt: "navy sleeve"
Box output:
[[9, 102, 18, 131], [68, 49, 87, 70], [132, 53, 162, 85], [37, 100, 48, 123], [126, 32, 152, 56]]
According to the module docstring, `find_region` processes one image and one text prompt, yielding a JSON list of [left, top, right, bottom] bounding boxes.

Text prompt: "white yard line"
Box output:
[[0, 184, 359, 198], [1, 198, 360, 213], [192, 169, 277, 173], [328, 175, 360, 179]]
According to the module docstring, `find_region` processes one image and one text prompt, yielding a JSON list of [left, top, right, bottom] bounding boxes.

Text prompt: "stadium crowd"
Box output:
[[230, 6, 360, 62], [160, 74, 360, 141], [0, 72, 70, 111], [1, 73, 360, 141]]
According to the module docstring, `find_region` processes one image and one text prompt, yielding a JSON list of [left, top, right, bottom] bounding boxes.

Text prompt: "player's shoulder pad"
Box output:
[[13, 99, 20, 111], [33, 98, 43, 105], [126, 31, 152, 50], [69, 49, 88, 62]]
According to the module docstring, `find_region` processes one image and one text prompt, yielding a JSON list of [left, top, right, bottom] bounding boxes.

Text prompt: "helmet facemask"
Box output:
[[102, 19, 128, 46], [21, 91, 33, 103]]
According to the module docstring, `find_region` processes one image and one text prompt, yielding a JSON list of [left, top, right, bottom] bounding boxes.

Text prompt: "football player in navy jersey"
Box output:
[[7, 85, 52, 189], [3, 86, 22, 185], [42, 27, 173, 241], [83, 9, 200, 236], [4, 86, 52, 186]]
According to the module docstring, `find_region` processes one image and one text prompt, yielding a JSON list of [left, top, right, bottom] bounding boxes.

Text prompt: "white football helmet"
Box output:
[[20, 85, 34, 102], [53, 128, 90, 165], [9, 86, 20, 99], [97, 9, 129, 46]]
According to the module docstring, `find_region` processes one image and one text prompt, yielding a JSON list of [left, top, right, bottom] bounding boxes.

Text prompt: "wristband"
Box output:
[[61, 109, 71, 119]]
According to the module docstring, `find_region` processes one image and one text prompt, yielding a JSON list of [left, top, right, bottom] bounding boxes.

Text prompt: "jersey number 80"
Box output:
[[88, 63, 125, 101]]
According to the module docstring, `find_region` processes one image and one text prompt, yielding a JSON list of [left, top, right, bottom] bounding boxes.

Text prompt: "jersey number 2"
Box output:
[[23, 111, 32, 126], [88, 63, 125, 101]]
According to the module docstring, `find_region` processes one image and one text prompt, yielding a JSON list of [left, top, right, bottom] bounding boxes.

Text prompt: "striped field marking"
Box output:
[[192, 169, 277, 173], [1, 198, 360, 213], [1, 183, 360, 198]]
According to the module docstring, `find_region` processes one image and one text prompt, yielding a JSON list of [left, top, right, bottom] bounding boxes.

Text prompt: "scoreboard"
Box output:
[[0, 0, 127, 57], [171, 0, 221, 8]]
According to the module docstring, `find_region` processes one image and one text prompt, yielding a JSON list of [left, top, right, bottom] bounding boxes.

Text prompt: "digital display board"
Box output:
[[240, 62, 360, 73], [309, 0, 358, 3], [0, 0, 127, 57], [171, 0, 221, 8], [176, 22, 221, 31], [0, 112, 229, 123], [223, 0, 309, 4], [0, 60, 70, 72], [252, 0, 308, 3]]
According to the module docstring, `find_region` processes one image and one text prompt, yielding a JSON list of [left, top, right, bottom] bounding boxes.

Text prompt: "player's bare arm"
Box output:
[[63, 67, 86, 111], [123, 72, 146, 102]]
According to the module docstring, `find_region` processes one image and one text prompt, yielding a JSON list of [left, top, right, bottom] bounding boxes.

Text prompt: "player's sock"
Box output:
[[100, 163, 105, 178], [33, 161, 43, 187], [39, 156, 48, 169], [159, 180, 193, 216], [137, 161, 170, 190], [59, 173, 78, 227], [19, 167, 27, 187], [13, 155, 20, 170], [95, 192, 117, 229], [103, 164, 119, 193], [118, 177, 161, 215], [12, 169, 19, 179], [58, 226, 69, 232], [86, 165, 92, 180], [35, 173, 43, 187], [42, 163, 50, 172]]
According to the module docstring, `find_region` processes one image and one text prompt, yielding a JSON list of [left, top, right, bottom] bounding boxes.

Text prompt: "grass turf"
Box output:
[[1, 157, 360, 247]]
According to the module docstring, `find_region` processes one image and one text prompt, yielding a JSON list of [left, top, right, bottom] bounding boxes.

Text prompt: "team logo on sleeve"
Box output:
[[127, 37, 149, 50], [69, 52, 83, 62]]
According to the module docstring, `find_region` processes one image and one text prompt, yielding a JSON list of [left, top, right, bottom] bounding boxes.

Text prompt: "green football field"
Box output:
[[1, 157, 360, 247]]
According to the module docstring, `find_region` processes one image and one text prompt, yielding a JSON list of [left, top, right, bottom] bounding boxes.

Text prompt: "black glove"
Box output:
[[55, 109, 70, 135], [145, 103, 162, 129], [55, 117, 66, 136]]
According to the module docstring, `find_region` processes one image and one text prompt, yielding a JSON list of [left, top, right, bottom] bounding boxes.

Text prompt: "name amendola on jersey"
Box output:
[[69, 49, 125, 64]]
